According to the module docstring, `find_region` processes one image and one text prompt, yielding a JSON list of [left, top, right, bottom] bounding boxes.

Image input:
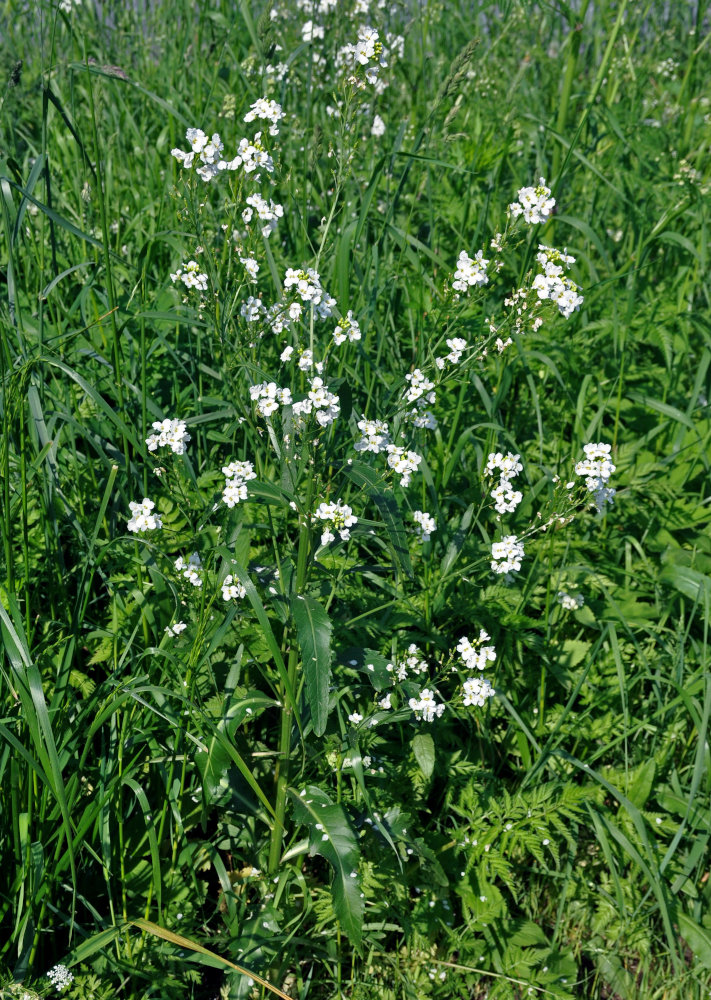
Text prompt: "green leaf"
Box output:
[[291, 594, 332, 737], [344, 462, 413, 579], [290, 786, 364, 948], [677, 912, 711, 970], [291, 594, 331, 736], [411, 732, 435, 779]]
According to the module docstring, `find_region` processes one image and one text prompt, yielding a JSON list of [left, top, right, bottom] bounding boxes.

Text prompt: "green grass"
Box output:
[[1, 1, 711, 998]]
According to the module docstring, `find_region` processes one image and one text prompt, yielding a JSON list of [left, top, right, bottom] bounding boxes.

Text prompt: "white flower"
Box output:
[[462, 676, 495, 706], [146, 418, 191, 455], [409, 688, 445, 722], [486, 452, 523, 478], [240, 295, 265, 322], [165, 621, 187, 637], [457, 635, 496, 671], [404, 368, 435, 405], [412, 510, 436, 541], [221, 459, 256, 508], [508, 177, 556, 224], [175, 552, 203, 587], [491, 535, 524, 574], [127, 498, 162, 532], [171, 128, 241, 183], [333, 310, 362, 345], [46, 965, 74, 993], [491, 480, 523, 515], [575, 442, 616, 511], [386, 445, 422, 487], [243, 97, 285, 136], [354, 417, 390, 453], [243, 193, 284, 238], [452, 249, 489, 292], [314, 500, 357, 545], [240, 256, 259, 281], [558, 591, 584, 610], [378, 693, 392, 710], [348, 711, 363, 724], [170, 260, 208, 292], [222, 575, 247, 601]]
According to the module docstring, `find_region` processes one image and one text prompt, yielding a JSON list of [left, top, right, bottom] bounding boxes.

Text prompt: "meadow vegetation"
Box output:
[[1, 0, 710, 997]]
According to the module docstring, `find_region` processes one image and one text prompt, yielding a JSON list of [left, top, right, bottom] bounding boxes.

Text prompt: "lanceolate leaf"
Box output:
[[345, 461, 413, 579], [291, 594, 332, 736], [290, 786, 364, 948]]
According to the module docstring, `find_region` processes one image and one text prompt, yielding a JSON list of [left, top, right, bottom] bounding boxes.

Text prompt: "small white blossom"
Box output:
[[175, 552, 203, 587], [462, 676, 495, 706], [243, 97, 285, 136], [558, 591, 584, 610], [222, 575, 247, 601], [575, 442, 616, 511], [508, 177, 556, 225], [314, 500, 357, 546], [452, 249, 489, 292], [412, 510, 436, 541], [491, 535, 525, 574], [409, 688, 445, 722], [165, 621, 187, 637], [146, 418, 191, 455], [170, 260, 208, 292], [46, 965, 74, 993], [127, 498, 162, 532], [386, 445, 422, 487]]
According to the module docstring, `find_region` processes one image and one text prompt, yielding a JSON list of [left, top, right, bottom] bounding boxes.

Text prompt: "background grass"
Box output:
[[1, 1, 711, 998]]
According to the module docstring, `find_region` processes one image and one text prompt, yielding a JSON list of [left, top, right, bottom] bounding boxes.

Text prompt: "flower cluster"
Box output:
[[222, 574, 247, 601], [250, 381, 293, 417], [388, 643, 430, 682], [403, 368, 437, 428], [412, 510, 436, 542], [385, 445, 422, 487], [314, 500, 357, 546], [171, 128, 232, 183], [333, 311, 362, 345], [243, 97, 285, 136], [170, 260, 208, 292], [452, 249, 489, 294], [533, 245, 584, 319], [337, 25, 389, 86], [558, 591, 584, 610], [575, 442, 616, 512], [457, 631, 496, 671], [491, 534, 525, 575], [146, 418, 191, 455], [486, 451, 523, 516], [171, 119, 276, 182], [408, 688, 446, 722], [508, 177, 555, 225], [175, 552, 202, 587], [283, 267, 336, 320], [354, 417, 390, 453], [46, 965, 74, 993], [292, 376, 340, 428], [435, 337, 468, 369], [222, 459, 257, 508], [242, 193, 284, 238], [127, 498, 162, 532], [457, 631, 496, 707], [462, 676, 495, 707]]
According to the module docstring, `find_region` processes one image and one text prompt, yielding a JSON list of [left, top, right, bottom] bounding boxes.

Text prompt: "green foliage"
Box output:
[[1, 1, 711, 998]]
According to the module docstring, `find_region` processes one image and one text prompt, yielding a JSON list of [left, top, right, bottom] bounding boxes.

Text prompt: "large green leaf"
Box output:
[[290, 786, 364, 948], [291, 594, 332, 736]]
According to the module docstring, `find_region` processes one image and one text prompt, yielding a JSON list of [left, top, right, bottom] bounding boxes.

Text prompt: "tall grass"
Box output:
[[1, 1, 710, 998]]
